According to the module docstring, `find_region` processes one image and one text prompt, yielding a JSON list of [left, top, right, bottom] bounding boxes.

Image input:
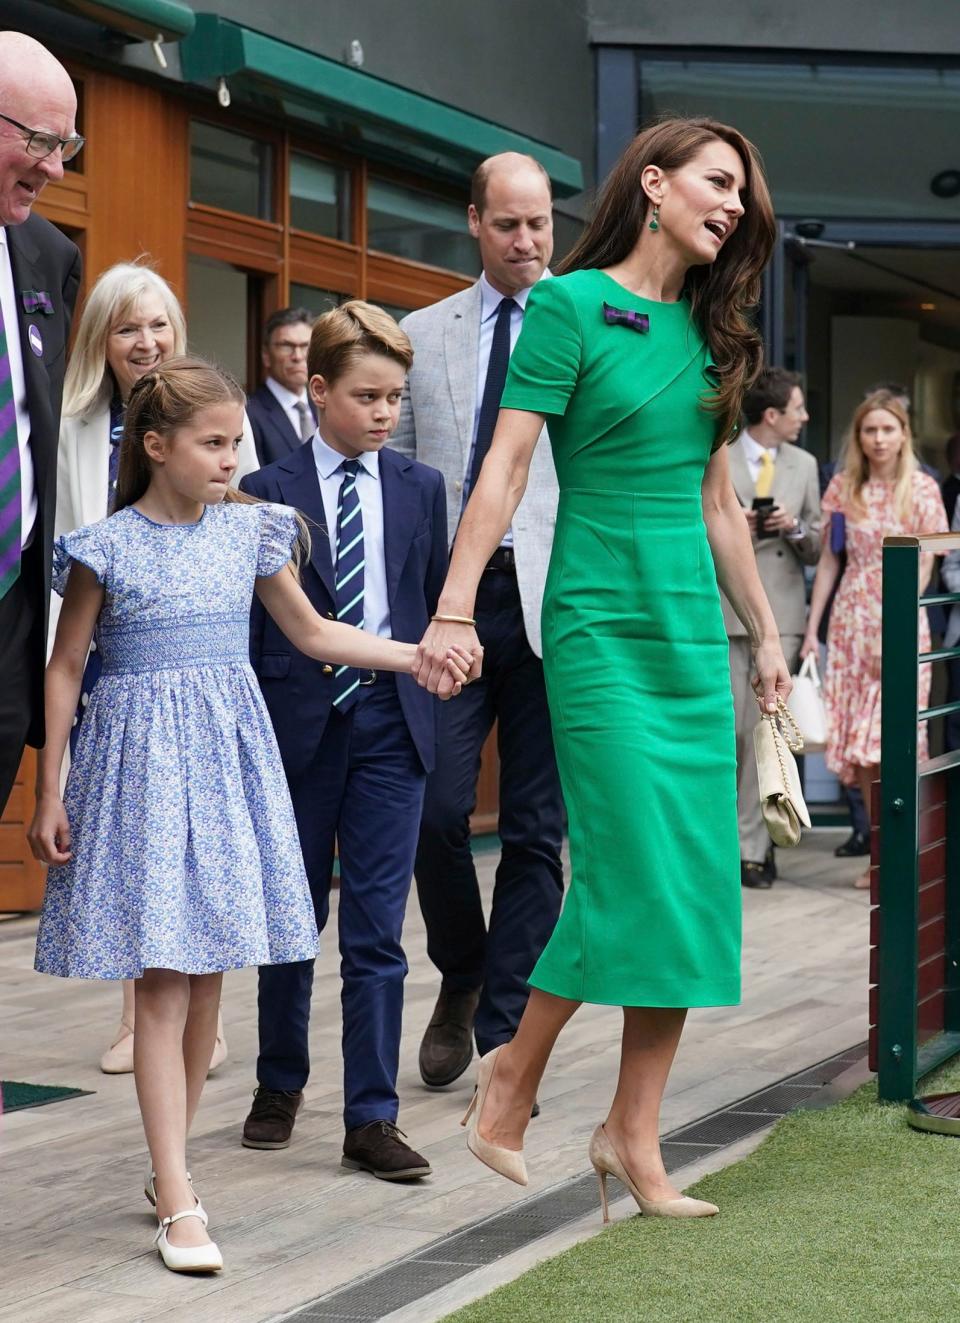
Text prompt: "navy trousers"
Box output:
[[256, 673, 425, 1130], [415, 565, 565, 1055]]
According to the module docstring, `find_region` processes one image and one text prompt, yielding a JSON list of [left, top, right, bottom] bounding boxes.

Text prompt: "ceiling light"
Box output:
[[921, 302, 936, 311]]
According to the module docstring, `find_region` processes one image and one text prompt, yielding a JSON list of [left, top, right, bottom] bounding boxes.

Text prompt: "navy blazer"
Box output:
[[10, 214, 81, 746], [240, 440, 448, 776], [246, 383, 316, 467]]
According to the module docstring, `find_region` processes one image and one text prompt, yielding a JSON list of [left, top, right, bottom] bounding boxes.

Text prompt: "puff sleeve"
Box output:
[[820, 473, 844, 517], [500, 278, 583, 417], [256, 502, 300, 577], [52, 523, 111, 596], [915, 473, 949, 537]]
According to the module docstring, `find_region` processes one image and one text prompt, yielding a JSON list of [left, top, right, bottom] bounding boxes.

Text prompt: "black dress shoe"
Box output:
[[342, 1120, 432, 1181], [764, 843, 777, 882], [835, 830, 870, 858], [419, 986, 481, 1087], [241, 1086, 303, 1149], [741, 859, 773, 889]]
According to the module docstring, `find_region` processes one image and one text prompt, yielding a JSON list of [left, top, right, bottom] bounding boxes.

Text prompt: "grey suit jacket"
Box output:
[[721, 438, 822, 638], [392, 281, 558, 657]]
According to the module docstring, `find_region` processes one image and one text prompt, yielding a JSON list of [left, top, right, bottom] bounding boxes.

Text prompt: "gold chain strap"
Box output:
[[764, 696, 804, 758]]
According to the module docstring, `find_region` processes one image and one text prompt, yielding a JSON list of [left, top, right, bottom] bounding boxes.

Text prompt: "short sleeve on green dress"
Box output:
[[501, 278, 583, 417]]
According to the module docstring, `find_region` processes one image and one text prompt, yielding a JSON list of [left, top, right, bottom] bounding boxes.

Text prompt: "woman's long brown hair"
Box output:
[[557, 117, 776, 445]]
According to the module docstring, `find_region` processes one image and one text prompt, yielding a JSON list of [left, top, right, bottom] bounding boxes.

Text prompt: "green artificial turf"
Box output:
[[444, 1058, 960, 1323]]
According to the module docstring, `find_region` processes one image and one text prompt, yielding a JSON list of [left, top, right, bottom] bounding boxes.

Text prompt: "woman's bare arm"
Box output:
[[702, 443, 791, 712], [255, 564, 470, 694], [414, 407, 543, 692], [800, 540, 842, 658]]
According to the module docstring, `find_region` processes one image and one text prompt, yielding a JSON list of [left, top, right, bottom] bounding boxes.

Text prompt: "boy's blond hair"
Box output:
[[307, 300, 413, 383]]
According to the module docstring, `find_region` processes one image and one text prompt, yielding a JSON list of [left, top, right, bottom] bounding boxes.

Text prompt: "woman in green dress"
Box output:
[[416, 118, 789, 1218]]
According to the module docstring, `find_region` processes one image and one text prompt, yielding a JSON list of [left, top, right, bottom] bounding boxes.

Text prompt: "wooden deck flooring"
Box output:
[[0, 830, 869, 1322]]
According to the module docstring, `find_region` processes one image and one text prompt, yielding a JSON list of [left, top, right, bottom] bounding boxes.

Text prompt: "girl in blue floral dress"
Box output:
[[28, 358, 469, 1275]]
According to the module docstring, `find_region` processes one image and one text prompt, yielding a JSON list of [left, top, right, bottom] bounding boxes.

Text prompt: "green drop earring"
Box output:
[[649, 204, 660, 232]]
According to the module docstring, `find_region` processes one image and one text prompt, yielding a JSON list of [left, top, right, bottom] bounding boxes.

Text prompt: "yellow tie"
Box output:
[[755, 449, 775, 498]]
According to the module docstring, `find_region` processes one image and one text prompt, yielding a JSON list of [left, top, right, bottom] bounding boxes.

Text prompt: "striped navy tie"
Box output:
[[332, 458, 364, 711]]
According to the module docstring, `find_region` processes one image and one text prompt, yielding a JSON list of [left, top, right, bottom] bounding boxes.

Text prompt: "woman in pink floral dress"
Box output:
[[802, 390, 948, 887]]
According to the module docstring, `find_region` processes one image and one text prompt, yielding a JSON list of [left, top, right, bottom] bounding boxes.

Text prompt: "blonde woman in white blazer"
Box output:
[[54, 261, 258, 1074]]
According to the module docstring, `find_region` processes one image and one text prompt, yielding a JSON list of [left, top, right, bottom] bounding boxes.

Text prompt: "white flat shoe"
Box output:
[[145, 1168, 207, 1226], [155, 1209, 222, 1274]]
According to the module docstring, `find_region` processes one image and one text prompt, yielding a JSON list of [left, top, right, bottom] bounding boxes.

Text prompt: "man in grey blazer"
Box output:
[[722, 368, 821, 888], [393, 153, 563, 1090]]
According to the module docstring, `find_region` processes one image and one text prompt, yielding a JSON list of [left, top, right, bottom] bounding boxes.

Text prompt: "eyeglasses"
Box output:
[[272, 340, 311, 356], [0, 111, 85, 163]]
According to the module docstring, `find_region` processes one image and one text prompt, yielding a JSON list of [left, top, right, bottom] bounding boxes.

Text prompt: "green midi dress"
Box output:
[[500, 269, 741, 1008]]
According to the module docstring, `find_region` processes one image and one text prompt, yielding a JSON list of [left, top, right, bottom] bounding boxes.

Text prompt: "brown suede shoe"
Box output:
[[418, 986, 481, 1087], [342, 1120, 432, 1181], [241, 1086, 303, 1150]]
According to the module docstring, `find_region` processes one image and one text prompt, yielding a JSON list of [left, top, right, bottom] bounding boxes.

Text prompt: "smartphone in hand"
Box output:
[[752, 496, 776, 539]]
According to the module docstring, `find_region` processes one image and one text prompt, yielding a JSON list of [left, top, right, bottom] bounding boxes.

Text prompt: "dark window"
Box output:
[[367, 177, 478, 276], [190, 121, 272, 219], [290, 155, 351, 240]]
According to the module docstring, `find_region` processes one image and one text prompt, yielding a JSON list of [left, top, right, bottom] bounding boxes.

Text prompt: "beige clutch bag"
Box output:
[[753, 698, 811, 848]]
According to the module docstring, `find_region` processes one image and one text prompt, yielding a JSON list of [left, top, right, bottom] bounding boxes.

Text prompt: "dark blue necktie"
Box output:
[[108, 396, 124, 513], [467, 296, 517, 497], [332, 458, 364, 712]]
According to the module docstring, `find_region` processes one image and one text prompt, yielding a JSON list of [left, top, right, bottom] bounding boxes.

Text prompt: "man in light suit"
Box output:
[[0, 33, 81, 813], [393, 153, 564, 1090], [246, 307, 317, 466], [722, 368, 821, 888]]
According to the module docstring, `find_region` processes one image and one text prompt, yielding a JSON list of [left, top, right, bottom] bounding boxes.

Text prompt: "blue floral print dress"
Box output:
[[35, 501, 320, 979]]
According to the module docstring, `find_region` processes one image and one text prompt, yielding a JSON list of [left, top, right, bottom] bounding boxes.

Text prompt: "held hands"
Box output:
[[415, 620, 484, 695], [751, 637, 794, 716], [28, 793, 72, 866]]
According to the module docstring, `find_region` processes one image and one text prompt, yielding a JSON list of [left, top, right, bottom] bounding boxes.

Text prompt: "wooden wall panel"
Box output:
[[84, 71, 189, 299], [0, 752, 46, 913], [367, 252, 471, 311]]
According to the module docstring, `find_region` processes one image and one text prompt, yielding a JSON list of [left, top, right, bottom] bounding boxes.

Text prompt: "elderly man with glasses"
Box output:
[[0, 31, 82, 815]]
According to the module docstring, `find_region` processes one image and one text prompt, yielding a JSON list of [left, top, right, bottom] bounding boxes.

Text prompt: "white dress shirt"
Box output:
[[0, 228, 36, 546], [739, 428, 805, 541], [312, 430, 391, 639], [266, 376, 312, 441]]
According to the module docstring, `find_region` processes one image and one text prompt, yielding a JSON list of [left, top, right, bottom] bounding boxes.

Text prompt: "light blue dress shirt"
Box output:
[[312, 431, 392, 639]]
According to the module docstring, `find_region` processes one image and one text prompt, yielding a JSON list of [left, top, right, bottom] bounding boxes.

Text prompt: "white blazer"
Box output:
[[50, 400, 260, 649]]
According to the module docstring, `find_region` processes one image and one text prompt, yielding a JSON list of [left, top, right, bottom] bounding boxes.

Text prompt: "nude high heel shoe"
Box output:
[[589, 1124, 719, 1222], [461, 1045, 528, 1186]]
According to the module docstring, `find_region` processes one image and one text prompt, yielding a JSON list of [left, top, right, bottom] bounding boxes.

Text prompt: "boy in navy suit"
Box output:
[[240, 302, 448, 1178]]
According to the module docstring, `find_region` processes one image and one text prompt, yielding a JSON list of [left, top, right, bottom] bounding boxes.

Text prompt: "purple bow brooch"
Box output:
[[603, 301, 649, 333], [21, 289, 54, 316]]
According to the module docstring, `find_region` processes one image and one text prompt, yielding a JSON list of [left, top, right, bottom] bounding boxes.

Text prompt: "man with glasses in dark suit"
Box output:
[[0, 31, 81, 814], [247, 307, 318, 466]]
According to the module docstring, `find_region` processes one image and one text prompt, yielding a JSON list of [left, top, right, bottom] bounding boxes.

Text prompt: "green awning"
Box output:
[[181, 16, 583, 197], [52, 0, 195, 42]]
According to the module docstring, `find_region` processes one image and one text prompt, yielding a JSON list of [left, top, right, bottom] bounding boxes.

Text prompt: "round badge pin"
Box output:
[[28, 324, 43, 357]]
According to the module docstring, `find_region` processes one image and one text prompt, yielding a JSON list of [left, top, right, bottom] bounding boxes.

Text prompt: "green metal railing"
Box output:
[[876, 531, 960, 1101]]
